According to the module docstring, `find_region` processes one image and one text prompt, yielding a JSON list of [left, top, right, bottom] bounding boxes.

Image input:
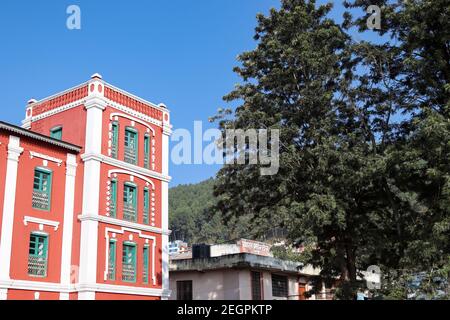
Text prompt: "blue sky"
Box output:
[[0, 1, 368, 186]]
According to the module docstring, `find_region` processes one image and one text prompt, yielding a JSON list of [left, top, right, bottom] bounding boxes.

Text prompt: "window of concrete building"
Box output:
[[28, 233, 48, 277], [122, 242, 137, 282], [124, 127, 138, 165], [177, 280, 193, 300], [32, 167, 52, 211], [111, 122, 119, 158], [50, 126, 62, 140], [144, 134, 150, 169], [123, 182, 137, 222], [251, 271, 263, 300], [143, 245, 149, 284], [272, 274, 288, 297]]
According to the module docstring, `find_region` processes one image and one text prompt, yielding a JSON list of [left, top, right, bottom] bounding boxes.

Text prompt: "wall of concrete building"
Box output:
[[170, 269, 299, 300], [170, 269, 241, 300]]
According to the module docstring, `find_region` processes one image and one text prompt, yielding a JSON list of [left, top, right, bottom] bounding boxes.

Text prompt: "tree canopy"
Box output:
[[211, 0, 450, 299]]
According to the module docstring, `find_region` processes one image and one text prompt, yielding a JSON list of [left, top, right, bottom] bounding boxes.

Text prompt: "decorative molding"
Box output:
[[110, 113, 156, 136], [0, 280, 169, 297], [85, 97, 107, 110], [23, 96, 166, 131], [78, 214, 170, 235], [108, 169, 155, 190], [23, 216, 60, 231], [81, 152, 171, 183], [29, 151, 63, 166], [104, 81, 168, 114], [26, 99, 86, 123], [105, 99, 163, 128]]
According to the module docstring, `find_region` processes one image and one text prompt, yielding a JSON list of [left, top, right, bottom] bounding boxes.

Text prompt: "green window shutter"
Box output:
[[122, 243, 136, 282], [111, 122, 119, 158], [50, 127, 62, 140], [108, 240, 116, 280], [144, 135, 150, 169], [123, 183, 137, 222], [28, 233, 48, 277], [124, 128, 138, 165], [143, 246, 149, 284], [110, 180, 117, 218], [32, 168, 52, 211], [143, 188, 149, 224]]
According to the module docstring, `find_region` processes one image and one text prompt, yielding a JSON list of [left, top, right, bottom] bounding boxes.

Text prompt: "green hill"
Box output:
[[169, 178, 253, 244]]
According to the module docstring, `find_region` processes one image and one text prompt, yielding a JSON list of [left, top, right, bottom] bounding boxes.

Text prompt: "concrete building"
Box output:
[[0, 74, 171, 300], [169, 239, 325, 300]]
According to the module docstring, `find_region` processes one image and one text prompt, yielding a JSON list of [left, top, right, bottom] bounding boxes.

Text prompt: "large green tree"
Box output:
[[212, 0, 450, 299]]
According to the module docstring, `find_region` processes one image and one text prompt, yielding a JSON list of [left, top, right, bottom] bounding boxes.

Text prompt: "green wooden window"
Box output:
[[109, 180, 117, 218], [50, 127, 62, 140], [123, 183, 137, 222], [144, 135, 150, 169], [143, 188, 149, 224], [32, 168, 52, 211], [108, 240, 116, 280], [122, 243, 136, 282], [28, 233, 48, 277], [124, 128, 138, 164], [111, 122, 119, 158], [143, 246, 149, 284]]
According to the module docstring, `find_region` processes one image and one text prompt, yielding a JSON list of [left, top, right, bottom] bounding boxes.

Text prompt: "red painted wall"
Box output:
[[96, 292, 160, 300], [7, 289, 60, 300], [10, 137, 70, 283], [30, 105, 87, 149]]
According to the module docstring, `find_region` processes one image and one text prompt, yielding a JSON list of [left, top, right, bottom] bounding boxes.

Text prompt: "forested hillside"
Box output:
[[169, 179, 255, 244]]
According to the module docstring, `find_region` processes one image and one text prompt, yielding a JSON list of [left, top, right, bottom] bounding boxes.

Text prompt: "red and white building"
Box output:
[[0, 74, 171, 300]]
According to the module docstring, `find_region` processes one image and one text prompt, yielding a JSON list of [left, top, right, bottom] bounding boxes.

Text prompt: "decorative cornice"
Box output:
[[24, 99, 86, 124], [84, 97, 107, 110], [105, 98, 163, 128], [81, 152, 172, 182], [103, 81, 169, 114], [78, 214, 171, 236]]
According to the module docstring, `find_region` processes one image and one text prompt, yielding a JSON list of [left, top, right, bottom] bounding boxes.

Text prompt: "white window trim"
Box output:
[[104, 227, 157, 285], [23, 216, 60, 231], [29, 151, 63, 166]]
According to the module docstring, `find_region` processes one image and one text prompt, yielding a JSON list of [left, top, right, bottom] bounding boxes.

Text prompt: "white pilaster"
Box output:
[[0, 288, 7, 300], [161, 123, 171, 299], [59, 153, 78, 300], [78, 75, 106, 300], [0, 136, 23, 285]]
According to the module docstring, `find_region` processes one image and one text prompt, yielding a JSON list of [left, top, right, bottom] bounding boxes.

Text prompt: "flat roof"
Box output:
[[169, 253, 305, 275], [0, 121, 82, 153]]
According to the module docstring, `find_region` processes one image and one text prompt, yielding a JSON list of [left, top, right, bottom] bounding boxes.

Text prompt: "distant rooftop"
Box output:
[[170, 252, 304, 275]]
